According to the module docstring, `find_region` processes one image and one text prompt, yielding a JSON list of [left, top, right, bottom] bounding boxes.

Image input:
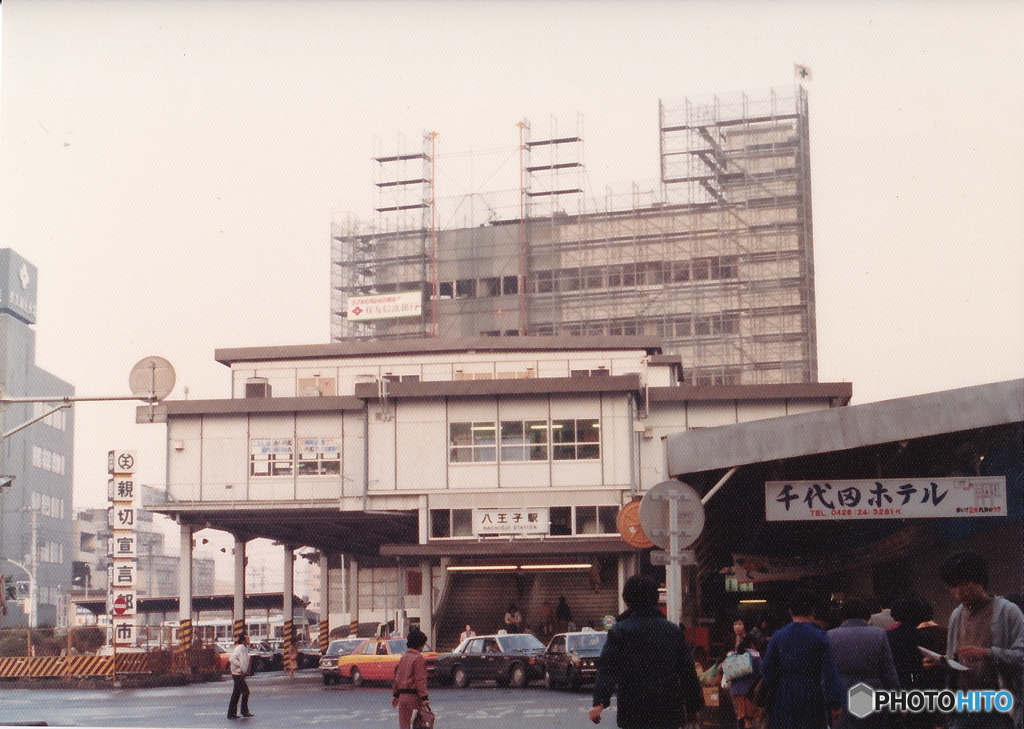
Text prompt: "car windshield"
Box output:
[[567, 632, 607, 652], [497, 634, 545, 652], [327, 640, 360, 656]]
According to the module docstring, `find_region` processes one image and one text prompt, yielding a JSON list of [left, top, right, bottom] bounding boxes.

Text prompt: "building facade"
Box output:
[[332, 88, 815, 386], [145, 337, 850, 648], [0, 248, 75, 629]]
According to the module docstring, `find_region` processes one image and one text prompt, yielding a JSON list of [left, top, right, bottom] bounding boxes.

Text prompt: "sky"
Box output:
[[1, 1, 1022, 583]]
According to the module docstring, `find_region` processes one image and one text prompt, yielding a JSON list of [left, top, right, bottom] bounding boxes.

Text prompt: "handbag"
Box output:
[[412, 703, 435, 729], [721, 651, 755, 682]]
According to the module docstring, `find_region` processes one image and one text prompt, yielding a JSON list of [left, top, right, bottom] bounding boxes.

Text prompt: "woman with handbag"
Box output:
[[392, 629, 433, 729], [722, 618, 763, 729]]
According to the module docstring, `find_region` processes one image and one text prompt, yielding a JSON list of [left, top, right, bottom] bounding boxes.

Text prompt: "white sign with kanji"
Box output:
[[112, 619, 136, 647], [474, 507, 550, 535], [765, 477, 1007, 521]]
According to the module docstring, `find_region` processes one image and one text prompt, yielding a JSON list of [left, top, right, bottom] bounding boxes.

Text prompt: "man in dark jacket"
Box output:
[[590, 574, 703, 728]]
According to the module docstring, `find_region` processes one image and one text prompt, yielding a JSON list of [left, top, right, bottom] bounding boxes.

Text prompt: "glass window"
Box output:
[[449, 422, 496, 463], [550, 506, 572, 536], [500, 420, 548, 461], [430, 509, 451, 538], [250, 438, 294, 476], [551, 419, 600, 460], [452, 509, 473, 536], [297, 437, 342, 475]]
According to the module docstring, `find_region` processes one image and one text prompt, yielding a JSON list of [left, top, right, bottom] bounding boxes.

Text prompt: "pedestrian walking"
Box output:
[[227, 631, 254, 720], [760, 589, 845, 729], [827, 598, 900, 729], [391, 628, 431, 729], [590, 574, 703, 728], [923, 550, 1024, 729]]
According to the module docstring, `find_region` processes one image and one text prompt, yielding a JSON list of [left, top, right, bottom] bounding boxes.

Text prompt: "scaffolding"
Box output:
[[331, 87, 817, 385]]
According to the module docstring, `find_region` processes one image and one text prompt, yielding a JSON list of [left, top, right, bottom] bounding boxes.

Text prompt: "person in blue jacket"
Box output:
[[760, 589, 846, 729], [590, 574, 703, 729]]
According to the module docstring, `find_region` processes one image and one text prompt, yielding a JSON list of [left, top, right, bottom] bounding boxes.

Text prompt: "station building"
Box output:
[[142, 336, 850, 648]]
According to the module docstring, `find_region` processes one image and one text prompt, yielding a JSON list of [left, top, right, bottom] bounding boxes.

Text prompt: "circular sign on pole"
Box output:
[[112, 594, 128, 616], [129, 356, 176, 401], [638, 480, 705, 551], [617, 500, 654, 549]]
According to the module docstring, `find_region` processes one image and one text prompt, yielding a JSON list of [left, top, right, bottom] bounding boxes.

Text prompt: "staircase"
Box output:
[[435, 570, 619, 651]]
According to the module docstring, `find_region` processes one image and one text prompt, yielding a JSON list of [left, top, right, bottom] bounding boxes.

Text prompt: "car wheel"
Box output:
[[453, 666, 469, 688], [323, 674, 331, 686], [350, 667, 363, 687], [509, 662, 528, 688], [544, 669, 557, 690]]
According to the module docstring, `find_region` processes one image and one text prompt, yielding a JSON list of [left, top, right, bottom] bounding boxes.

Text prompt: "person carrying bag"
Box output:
[[392, 629, 433, 729]]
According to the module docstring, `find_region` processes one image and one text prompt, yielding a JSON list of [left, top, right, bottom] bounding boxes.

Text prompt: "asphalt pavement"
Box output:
[[0, 669, 612, 729]]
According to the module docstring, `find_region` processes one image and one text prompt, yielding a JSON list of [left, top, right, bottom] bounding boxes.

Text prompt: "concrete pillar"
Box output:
[[419, 559, 433, 645], [318, 552, 331, 652], [177, 523, 194, 648], [396, 560, 406, 636], [233, 535, 246, 641], [282, 546, 295, 673], [348, 557, 359, 636]]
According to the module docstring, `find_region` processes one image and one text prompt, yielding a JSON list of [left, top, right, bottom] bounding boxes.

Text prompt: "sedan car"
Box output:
[[338, 638, 438, 687], [320, 637, 365, 685], [543, 628, 607, 690], [435, 631, 546, 689]]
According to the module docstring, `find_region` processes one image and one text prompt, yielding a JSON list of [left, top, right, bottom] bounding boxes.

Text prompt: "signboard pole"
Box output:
[[667, 489, 682, 625]]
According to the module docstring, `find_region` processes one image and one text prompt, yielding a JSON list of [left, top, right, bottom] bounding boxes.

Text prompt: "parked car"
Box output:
[[320, 637, 365, 685], [543, 628, 607, 690], [337, 638, 439, 687], [296, 641, 322, 669], [212, 642, 233, 672], [249, 640, 283, 672], [435, 631, 546, 688]]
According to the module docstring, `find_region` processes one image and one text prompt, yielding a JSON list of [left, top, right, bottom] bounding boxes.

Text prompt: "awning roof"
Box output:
[[666, 379, 1023, 477]]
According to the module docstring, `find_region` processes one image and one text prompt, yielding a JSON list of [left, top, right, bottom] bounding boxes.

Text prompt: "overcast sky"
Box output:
[[1, 0, 1022, 578]]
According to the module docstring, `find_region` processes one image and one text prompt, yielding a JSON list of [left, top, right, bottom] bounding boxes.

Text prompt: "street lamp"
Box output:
[[0, 356, 175, 629]]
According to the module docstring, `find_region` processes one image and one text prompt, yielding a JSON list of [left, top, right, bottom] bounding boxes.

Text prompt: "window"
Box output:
[[499, 420, 548, 461], [534, 270, 554, 294], [31, 446, 65, 475], [449, 422, 497, 463], [451, 419, 599, 463], [455, 279, 476, 298], [33, 402, 66, 431], [575, 505, 619, 534], [297, 438, 342, 475], [32, 492, 65, 519], [481, 277, 501, 297], [438, 282, 454, 299], [502, 276, 519, 295], [551, 419, 600, 460], [250, 438, 294, 476]]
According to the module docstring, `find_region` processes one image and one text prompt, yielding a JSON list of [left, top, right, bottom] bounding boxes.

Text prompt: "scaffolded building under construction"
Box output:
[[331, 87, 816, 385]]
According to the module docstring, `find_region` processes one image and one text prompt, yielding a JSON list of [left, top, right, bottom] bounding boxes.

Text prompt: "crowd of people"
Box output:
[[681, 550, 1024, 729]]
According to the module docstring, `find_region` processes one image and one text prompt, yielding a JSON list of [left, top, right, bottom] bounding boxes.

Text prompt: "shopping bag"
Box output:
[[721, 651, 755, 682]]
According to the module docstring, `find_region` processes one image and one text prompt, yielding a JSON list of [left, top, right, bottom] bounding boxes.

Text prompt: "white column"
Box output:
[[283, 546, 295, 628], [348, 557, 359, 635], [178, 524, 193, 622], [233, 535, 246, 638]]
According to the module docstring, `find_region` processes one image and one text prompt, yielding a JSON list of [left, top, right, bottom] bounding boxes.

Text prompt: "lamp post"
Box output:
[[0, 356, 175, 630]]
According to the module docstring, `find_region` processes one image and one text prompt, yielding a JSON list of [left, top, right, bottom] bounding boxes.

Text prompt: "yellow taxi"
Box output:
[[338, 637, 439, 686]]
